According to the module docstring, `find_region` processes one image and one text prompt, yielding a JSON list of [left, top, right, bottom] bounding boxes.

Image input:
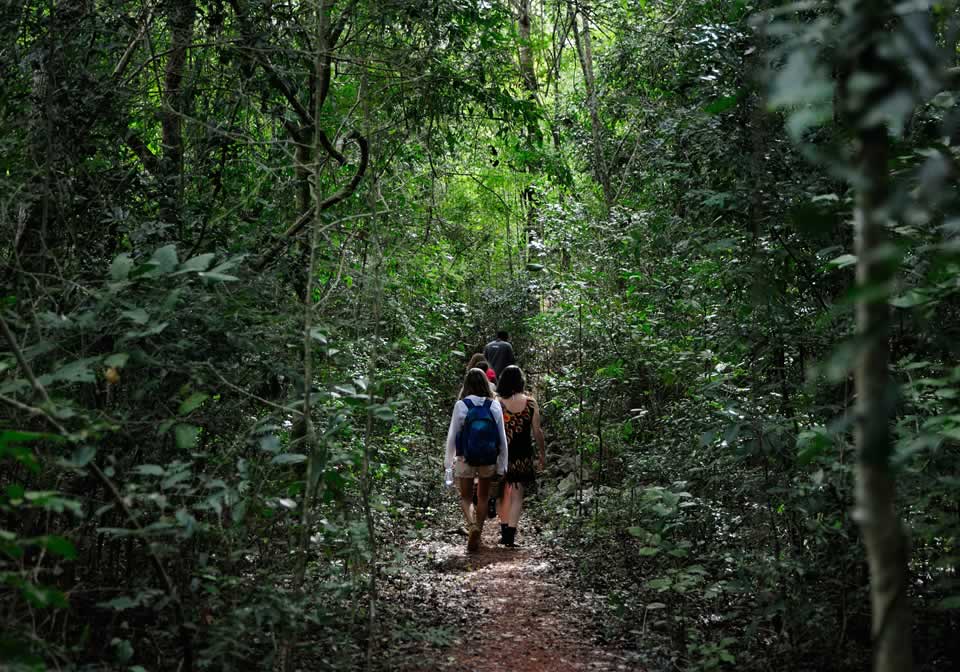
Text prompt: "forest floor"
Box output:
[[384, 510, 643, 671]]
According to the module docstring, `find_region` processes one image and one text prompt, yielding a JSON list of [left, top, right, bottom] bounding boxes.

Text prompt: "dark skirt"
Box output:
[[505, 453, 536, 484]]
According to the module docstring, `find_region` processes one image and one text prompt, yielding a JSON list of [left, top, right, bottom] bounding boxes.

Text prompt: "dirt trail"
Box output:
[[405, 520, 639, 672]]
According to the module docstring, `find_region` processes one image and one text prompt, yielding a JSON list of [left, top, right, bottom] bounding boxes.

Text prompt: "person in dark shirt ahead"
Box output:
[[484, 330, 516, 379]]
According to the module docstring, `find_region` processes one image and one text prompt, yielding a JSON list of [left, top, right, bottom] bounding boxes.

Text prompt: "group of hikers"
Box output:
[[444, 331, 546, 552]]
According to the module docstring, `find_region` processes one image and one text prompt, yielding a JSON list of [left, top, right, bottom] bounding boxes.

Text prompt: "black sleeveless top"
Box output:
[[503, 398, 536, 484]]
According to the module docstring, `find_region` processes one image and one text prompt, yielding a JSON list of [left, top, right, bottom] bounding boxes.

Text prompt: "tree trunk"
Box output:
[[515, 0, 542, 268], [161, 0, 197, 234], [570, 8, 611, 209], [14, 6, 61, 276], [517, 0, 539, 108], [848, 5, 913, 666], [853, 122, 913, 672]]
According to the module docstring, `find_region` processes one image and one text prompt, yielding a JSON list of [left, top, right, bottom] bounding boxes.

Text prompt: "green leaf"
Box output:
[[24, 492, 83, 516], [104, 353, 129, 368], [768, 49, 834, 138], [797, 427, 832, 464], [150, 245, 179, 274], [40, 535, 77, 560], [828, 254, 857, 268], [271, 453, 308, 465], [63, 444, 96, 468], [705, 94, 740, 115], [199, 260, 240, 282], [132, 464, 165, 476], [627, 526, 644, 537], [124, 322, 168, 339], [50, 358, 98, 384], [176, 253, 215, 274], [372, 405, 395, 421], [309, 327, 328, 344], [178, 393, 209, 416], [175, 509, 197, 537], [99, 595, 138, 610], [121, 308, 149, 325], [199, 271, 239, 282], [645, 577, 672, 591], [20, 582, 67, 608], [174, 424, 200, 450], [110, 254, 134, 281], [0, 430, 56, 447], [162, 470, 192, 489], [932, 91, 956, 109], [258, 433, 280, 454], [112, 638, 134, 663], [890, 290, 931, 309]]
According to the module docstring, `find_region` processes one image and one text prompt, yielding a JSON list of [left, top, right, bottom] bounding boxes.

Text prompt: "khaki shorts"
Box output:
[[453, 457, 497, 479]]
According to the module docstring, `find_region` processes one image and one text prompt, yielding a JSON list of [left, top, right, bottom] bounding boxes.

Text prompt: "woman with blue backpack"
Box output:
[[444, 368, 509, 552]]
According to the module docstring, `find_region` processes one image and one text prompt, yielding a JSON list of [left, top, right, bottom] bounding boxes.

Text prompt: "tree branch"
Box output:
[[112, 5, 156, 81], [253, 131, 369, 271], [123, 127, 161, 175], [228, 0, 313, 128]]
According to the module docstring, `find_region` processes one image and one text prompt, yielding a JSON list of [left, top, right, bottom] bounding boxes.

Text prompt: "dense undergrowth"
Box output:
[[525, 242, 960, 671], [5, 1, 960, 670]]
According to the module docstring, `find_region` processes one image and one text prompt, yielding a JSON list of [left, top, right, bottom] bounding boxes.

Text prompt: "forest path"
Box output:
[[402, 519, 638, 671]]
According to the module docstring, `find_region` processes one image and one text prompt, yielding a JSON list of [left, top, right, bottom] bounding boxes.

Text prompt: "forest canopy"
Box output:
[[2, 1, 959, 670]]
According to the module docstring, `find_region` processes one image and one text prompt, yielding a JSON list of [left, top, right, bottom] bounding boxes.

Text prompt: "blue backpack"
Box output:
[[456, 398, 500, 466]]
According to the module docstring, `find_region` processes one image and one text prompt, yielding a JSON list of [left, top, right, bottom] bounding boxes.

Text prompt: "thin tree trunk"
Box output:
[[849, 7, 913, 665], [516, 0, 542, 257], [284, 4, 337, 669], [570, 8, 611, 209], [360, 64, 379, 672], [517, 0, 539, 106], [161, 0, 197, 234], [14, 6, 59, 276], [853, 122, 913, 672]]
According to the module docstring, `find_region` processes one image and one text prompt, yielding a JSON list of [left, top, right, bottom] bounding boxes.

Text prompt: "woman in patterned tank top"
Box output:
[[496, 366, 545, 547]]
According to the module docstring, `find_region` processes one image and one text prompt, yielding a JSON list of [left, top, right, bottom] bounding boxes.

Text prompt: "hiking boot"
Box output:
[[498, 523, 509, 545], [467, 525, 481, 552], [504, 526, 519, 548], [487, 496, 497, 519]]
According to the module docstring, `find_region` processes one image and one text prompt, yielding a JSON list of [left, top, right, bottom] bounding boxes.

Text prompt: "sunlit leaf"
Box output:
[[179, 392, 209, 416]]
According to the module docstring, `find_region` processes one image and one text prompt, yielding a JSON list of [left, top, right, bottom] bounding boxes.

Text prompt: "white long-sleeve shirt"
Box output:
[[444, 395, 509, 475]]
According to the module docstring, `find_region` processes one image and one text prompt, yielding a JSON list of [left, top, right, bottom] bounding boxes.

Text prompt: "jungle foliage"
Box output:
[[2, 1, 959, 671]]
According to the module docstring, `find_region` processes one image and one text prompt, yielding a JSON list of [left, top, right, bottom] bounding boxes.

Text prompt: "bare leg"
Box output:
[[475, 478, 491, 529], [498, 481, 512, 524], [457, 477, 475, 529], [506, 483, 524, 527]]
